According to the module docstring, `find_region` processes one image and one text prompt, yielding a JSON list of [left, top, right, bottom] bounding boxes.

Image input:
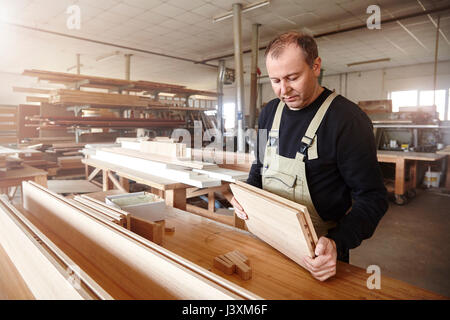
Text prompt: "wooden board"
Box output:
[[22, 181, 259, 300], [230, 183, 316, 266], [0, 195, 110, 300], [47, 180, 101, 194]]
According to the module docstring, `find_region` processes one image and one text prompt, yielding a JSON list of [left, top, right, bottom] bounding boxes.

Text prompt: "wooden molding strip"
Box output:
[[0, 195, 111, 300]]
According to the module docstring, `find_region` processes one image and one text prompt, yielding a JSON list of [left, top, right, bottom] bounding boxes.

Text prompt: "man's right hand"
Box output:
[[231, 196, 248, 220]]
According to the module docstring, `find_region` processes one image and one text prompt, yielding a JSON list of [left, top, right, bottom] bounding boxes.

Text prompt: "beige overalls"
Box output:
[[262, 91, 338, 238]]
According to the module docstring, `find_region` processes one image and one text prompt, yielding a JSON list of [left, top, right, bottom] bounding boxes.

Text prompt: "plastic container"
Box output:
[[423, 167, 441, 188]]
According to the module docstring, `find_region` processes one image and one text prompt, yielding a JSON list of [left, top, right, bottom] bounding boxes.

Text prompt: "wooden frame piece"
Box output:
[[230, 182, 318, 266]]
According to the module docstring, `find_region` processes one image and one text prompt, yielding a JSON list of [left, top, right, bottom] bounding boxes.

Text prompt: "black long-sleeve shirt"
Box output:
[[247, 88, 388, 254]]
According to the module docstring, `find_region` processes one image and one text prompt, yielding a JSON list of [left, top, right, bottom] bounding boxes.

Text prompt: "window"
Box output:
[[390, 89, 449, 120], [391, 90, 418, 112], [223, 103, 236, 130], [419, 90, 446, 120]]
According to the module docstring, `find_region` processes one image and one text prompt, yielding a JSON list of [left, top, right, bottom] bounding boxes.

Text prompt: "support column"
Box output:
[[217, 60, 225, 137], [125, 54, 132, 81], [76, 53, 81, 75], [233, 3, 245, 153], [433, 16, 440, 106], [249, 23, 260, 129]]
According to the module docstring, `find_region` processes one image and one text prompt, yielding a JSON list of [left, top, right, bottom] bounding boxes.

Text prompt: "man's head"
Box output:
[[265, 31, 322, 109]]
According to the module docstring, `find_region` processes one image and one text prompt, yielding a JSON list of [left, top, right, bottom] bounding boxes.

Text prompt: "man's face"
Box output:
[[266, 44, 321, 109]]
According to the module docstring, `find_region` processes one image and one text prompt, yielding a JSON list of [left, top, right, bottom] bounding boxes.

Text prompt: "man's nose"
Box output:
[[280, 80, 290, 96]]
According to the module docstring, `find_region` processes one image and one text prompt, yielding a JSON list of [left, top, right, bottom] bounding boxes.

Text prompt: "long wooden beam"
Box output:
[[0, 195, 111, 300]]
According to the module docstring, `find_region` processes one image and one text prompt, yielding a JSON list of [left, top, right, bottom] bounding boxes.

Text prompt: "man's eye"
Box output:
[[288, 77, 297, 81], [271, 79, 280, 84]]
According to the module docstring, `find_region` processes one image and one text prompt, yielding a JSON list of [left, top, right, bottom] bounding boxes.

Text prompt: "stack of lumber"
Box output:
[[0, 156, 23, 176], [0, 106, 17, 145], [27, 115, 185, 129], [0, 181, 259, 299], [49, 89, 150, 108], [22, 69, 218, 97], [230, 181, 318, 269], [86, 139, 248, 187]]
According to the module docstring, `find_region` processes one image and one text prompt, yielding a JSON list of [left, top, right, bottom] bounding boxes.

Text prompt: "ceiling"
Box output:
[[0, 0, 449, 90]]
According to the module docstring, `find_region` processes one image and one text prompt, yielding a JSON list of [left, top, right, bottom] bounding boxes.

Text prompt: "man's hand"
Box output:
[[302, 237, 337, 281], [231, 196, 248, 220]]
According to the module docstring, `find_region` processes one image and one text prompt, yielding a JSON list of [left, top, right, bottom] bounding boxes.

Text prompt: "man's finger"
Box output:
[[304, 254, 330, 270], [311, 266, 336, 279]]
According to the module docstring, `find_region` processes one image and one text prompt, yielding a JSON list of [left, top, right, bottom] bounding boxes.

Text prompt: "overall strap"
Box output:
[[299, 91, 338, 160], [267, 99, 285, 146]]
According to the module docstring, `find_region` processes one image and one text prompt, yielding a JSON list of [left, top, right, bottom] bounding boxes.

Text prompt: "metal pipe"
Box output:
[[199, 5, 450, 64], [433, 16, 440, 106], [125, 54, 132, 80], [249, 23, 260, 129], [76, 53, 81, 75], [217, 60, 225, 137], [233, 3, 245, 153]]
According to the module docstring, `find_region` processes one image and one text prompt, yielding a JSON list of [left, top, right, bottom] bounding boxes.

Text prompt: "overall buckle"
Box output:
[[299, 135, 314, 156]]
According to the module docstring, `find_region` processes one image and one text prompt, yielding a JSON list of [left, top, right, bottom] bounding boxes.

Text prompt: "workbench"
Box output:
[[436, 146, 450, 189], [82, 157, 190, 210], [0, 165, 47, 200], [71, 191, 450, 298], [377, 150, 446, 204]]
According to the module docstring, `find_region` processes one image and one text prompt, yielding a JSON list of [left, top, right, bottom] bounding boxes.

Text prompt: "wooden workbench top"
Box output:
[[0, 165, 47, 180], [87, 190, 447, 300], [377, 150, 445, 161]]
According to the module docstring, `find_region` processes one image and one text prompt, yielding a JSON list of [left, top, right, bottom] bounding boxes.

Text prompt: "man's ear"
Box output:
[[312, 57, 322, 77]]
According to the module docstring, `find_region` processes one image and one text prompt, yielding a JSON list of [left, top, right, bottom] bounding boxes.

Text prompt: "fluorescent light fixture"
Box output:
[[347, 58, 390, 67], [96, 51, 121, 62], [213, 0, 270, 23]]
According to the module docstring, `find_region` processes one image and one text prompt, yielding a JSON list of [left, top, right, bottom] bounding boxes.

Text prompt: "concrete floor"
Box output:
[[350, 188, 450, 298]]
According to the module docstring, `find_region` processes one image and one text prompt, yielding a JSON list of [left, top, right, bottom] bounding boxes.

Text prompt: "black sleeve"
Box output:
[[326, 113, 388, 252]]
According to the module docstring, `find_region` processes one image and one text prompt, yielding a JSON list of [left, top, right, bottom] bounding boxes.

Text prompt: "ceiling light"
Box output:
[[347, 58, 391, 67], [213, 0, 270, 23]]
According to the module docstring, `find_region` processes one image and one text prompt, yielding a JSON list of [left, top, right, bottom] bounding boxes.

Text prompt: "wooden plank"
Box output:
[[83, 158, 186, 191], [22, 181, 259, 300], [91, 150, 221, 188], [109, 147, 217, 170], [230, 183, 316, 267], [13, 87, 52, 94], [0, 195, 106, 299], [47, 180, 101, 194], [0, 243, 35, 299]]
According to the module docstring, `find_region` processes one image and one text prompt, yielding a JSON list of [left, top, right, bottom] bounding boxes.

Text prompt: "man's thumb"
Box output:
[[315, 238, 326, 256]]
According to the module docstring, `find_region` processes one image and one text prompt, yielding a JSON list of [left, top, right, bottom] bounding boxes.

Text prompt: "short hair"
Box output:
[[265, 31, 318, 68]]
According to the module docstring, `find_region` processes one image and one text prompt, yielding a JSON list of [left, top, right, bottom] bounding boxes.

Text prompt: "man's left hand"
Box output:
[[303, 237, 337, 281]]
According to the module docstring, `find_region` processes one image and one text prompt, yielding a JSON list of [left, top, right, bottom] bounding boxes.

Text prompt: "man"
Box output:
[[231, 31, 388, 281]]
